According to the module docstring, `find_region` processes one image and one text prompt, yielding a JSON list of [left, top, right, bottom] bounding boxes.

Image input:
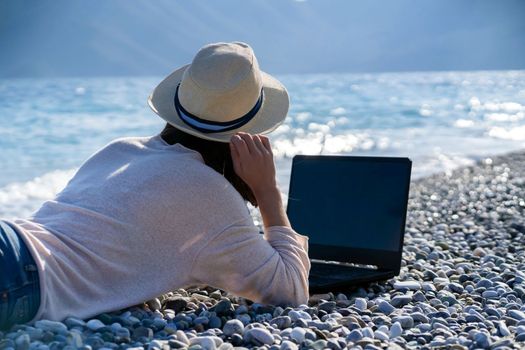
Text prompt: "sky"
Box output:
[[0, 0, 524, 78]]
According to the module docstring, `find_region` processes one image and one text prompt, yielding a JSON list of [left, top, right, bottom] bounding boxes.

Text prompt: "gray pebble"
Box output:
[[63, 317, 86, 329], [390, 295, 411, 307], [208, 316, 222, 329], [244, 328, 274, 345], [271, 316, 292, 330], [413, 291, 427, 302], [448, 283, 464, 293], [377, 300, 395, 315], [211, 299, 233, 315], [509, 309, 525, 321], [223, 319, 244, 337], [361, 327, 374, 339], [474, 332, 491, 348], [411, 312, 429, 323], [346, 329, 363, 343], [482, 290, 498, 298], [34, 320, 68, 335], [394, 315, 414, 329]]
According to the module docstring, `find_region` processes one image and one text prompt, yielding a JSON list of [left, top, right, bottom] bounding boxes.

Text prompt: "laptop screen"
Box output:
[[286, 155, 411, 253]]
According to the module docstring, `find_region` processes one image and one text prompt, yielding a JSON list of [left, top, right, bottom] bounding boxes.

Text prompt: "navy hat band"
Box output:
[[174, 83, 264, 134]]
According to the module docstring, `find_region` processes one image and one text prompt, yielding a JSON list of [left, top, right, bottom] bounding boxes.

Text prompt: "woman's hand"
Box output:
[[230, 131, 291, 228], [229, 132, 278, 196]]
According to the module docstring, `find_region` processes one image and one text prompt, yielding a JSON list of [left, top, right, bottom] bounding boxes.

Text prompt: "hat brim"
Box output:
[[148, 64, 289, 143]]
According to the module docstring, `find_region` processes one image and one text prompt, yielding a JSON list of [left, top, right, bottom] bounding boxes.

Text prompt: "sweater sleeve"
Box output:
[[189, 219, 310, 307]]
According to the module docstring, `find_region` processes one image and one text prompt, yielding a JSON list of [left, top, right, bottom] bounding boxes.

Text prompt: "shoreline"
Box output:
[[1, 148, 525, 349]]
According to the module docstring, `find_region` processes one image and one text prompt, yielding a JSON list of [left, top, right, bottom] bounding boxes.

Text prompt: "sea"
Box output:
[[1, 70, 524, 220]]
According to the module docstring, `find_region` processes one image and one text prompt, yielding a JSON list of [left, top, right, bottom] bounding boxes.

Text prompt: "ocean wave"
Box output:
[[488, 126, 525, 141], [0, 168, 76, 219]]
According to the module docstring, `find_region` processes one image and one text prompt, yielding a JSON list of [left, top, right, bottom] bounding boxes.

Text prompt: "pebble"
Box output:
[[222, 319, 244, 337], [389, 322, 403, 338], [280, 340, 298, 350], [86, 319, 106, 331], [15, 334, 30, 350], [346, 329, 363, 343], [377, 300, 395, 315], [271, 316, 292, 329], [393, 281, 421, 291], [63, 317, 86, 329], [476, 279, 493, 288], [465, 314, 484, 323], [210, 299, 233, 315], [65, 331, 83, 348], [394, 315, 414, 329], [473, 247, 487, 257], [288, 310, 311, 322], [390, 295, 411, 307], [474, 332, 491, 348], [412, 291, 427, 302], [362, 327, 374, 339], [498, 321, 511, 337], [374, 330, 389, 341], [147, 298, 162, 311], [290, 327, 306, 344], [244, 328, 274, 345], [208, 316, 221, 329], [516, 333, 525, 342], [133, 326, 154, 340], [34, 320, 68, 335], [354, 298, 367, 311], [310, 340, 328, 350], [509, 309, 525, 321], [318, 301, 336, 313], [448, 283, 464, 293]]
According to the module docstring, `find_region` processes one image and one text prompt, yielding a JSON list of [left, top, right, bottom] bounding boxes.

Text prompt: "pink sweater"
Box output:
[[6, 134, 310, 323]]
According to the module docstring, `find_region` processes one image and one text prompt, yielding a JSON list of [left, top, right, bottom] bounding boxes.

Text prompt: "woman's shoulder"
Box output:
[[103, 135, 154, 149]]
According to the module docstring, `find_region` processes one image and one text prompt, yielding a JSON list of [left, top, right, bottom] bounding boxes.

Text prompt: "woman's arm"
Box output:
[[188, 132, 310, 306], [189, 218, 310, 307]]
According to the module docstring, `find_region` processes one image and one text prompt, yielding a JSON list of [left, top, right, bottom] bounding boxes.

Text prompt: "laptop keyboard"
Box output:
[[309, 263, 379, 281]]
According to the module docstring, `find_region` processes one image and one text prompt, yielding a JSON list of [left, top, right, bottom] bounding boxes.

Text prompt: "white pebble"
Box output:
[[354, 298, 367, 311], [390, 322, 403, 338], [394, 280, 421, 290], [290, 327, 306, 343], [86, 319, 106, 331], [374, 330, 389, 341]]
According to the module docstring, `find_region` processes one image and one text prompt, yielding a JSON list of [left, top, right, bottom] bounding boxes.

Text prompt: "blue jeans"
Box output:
[[0, 220, 41, 331]]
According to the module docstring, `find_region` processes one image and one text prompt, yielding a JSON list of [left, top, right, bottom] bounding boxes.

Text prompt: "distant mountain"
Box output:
[[0, 0, 524, 77]]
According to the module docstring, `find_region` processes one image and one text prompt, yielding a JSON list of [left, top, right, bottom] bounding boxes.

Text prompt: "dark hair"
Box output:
[[160, 123, 258, 207]]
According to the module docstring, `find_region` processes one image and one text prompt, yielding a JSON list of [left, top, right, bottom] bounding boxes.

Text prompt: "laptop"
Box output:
[[285, 154, 412, 293]]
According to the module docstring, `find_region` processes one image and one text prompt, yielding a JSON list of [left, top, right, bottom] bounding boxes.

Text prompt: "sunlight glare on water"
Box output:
[[1, 70, 524, 219]]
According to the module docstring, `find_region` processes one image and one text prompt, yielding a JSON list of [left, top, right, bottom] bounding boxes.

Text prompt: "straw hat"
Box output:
[[148, 41, 289, 142]]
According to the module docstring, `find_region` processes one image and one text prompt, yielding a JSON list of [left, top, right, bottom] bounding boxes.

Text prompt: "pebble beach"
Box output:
[[1, 149, 525, 349]]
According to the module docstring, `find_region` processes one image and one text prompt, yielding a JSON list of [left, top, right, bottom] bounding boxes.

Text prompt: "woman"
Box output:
[[0, 42, 310, 331]]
